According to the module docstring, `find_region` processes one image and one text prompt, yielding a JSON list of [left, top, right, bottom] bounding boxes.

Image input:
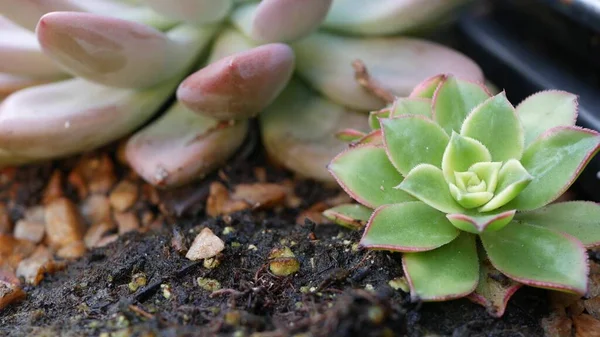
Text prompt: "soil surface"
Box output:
[[0, 135, 550, 337]]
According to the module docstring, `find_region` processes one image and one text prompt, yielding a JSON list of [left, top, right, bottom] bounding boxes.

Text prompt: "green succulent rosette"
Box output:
[[326, 74, 600, 317]]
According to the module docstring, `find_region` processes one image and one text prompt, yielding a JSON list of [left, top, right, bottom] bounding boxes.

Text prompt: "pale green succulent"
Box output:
[[326, 74, 600, 317], [0, 0, 482, 187]]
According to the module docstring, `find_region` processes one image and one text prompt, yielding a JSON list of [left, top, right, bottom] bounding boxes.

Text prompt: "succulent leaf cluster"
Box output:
[[0, 0, 482, 187], [327, 74, 600, 316]]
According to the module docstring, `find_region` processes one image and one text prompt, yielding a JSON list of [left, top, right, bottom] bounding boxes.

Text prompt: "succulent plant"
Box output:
[[326, 74, 600, 317], [0, 0, 483, 188]]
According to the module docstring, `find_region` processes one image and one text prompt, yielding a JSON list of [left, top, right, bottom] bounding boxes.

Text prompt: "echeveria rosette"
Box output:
[[327, 74, 600, 317]]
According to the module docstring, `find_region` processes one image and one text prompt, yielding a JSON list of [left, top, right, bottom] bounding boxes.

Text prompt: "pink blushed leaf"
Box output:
[[178, 43, 295, 120]]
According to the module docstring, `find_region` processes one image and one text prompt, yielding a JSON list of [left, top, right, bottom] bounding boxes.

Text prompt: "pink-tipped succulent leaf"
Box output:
[[36, 12, 213, 88], [177, 43, 295, 120]]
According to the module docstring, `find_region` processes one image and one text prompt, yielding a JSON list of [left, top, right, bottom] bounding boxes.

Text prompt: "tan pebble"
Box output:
[[109, 181, 139, 212], [232, 183, 287, 209], [114, 211, 140, 235], [541, 314, 573, 337], [0, 279, 25, 310], [0, 234, 36, 269], [16, 246, 53, 285], [80, 195, 112, 225], [573, 314, 600, 337], [24, 206, 45, 224], [42, 170, 64, 205], [13, 220, 45, 243], [206, 182, 249, 217], [56, 240, 87, 260], [185, 228, 225, 261], [45, 198, 84, 249], [94, 234, 119, 248], [84, 222, 116, 249]]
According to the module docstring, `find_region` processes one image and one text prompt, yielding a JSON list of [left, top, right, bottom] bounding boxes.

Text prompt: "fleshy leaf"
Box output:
[[335, 129, 365, 142], [448, 185, 493, 209], [461, 92, 524, 161], [37, 12, 215, 88], [322, 0, 471, 36], [368, 108, 391, 130], [177, 43, 295, 120], [0, 16, 64, 79], [354, 130, 383, 146], [503, 126, 600, 211], [468, 256, 522, 318], [292, 32, 484, 111], [481, 221, 588, 295], [322, 203, 373, 230], [441, 133, 492, 183], [403, 233, 479, 301], [143, 0, 233, 24], [515, 201, 600, 248], [446, 210, 516, 234], [398, 164, 463, 214], [409, 74, 445, 99], [125, 102, 247, 188], [381, 115, 449, 176], [329, 145, 415, 209], [516, 90, 578, 146], [390, 98, 432, 118], [0, 73, 50, 98], [468, 162, 501, 193], [361, 202, 459, 252], [260, 79, 369, 183], [251, 0, 333, 42], [433, 76, 490, 135], [479, 159, 532, 212]]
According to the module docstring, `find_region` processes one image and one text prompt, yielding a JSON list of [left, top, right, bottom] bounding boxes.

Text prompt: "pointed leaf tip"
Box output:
[[446, 210, 515, 234], [178, 43, 295, 120]]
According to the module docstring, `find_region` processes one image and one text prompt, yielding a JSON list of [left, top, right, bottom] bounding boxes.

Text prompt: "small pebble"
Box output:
[[185, 228, 225, 261]]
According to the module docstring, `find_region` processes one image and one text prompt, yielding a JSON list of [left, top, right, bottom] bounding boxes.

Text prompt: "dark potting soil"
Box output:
[[0, 136, 549, 337]]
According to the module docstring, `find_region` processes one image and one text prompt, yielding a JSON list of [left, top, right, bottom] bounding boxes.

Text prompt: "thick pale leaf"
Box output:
[[260, 79, 369, 183], [403, 233, 479, 301], [468, 256, 522, 318], [0, 73, 51, 98], [481, 221, 588, 295], [441, 133, 492, 183], [37, 12, 214, 88], [0, 77, 179, 161], [381, 116, 449, 175], [143, 0, 232, 24], [516, 91, 578, 146], [0, 0, 86, 31], [177, 43, 295, 120], [479, 159, 532, 212], [329, 146, 414, 208], [433, 76, 490, 134], [251, 0, 332, 42], [125, 102, 247, 188], [446, 210, 515, 234], [515, 201, 600, 248], [503, 126, 600, 211], [292, 32, 484, 111], [409, 74, 445, 99], [398, 164, 464, 214], [361, 202, 459, 251], [0, 16, 64, 78], [207, 27, 257, 62], [322, 203, 373, 230], [322, 0, 471, 36], [461, 92, 524, 161], [390, 98, 432, 118]]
